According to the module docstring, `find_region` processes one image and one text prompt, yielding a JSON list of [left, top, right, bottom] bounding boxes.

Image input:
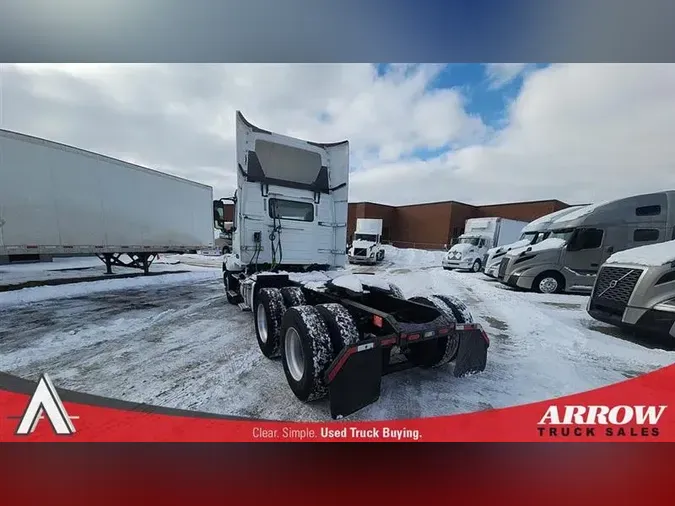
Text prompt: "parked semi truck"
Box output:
[[212, 112, 490, 419], [348, 218, 385, 264], [442, 217, 527, 272], [587, 240, 675, 340], [497, 190, 675, 294], [483, 205, 589, 278], [0, 128, 214, 272]]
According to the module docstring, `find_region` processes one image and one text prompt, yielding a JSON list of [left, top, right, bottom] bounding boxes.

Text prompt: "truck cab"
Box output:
[[497, 191, 675, 294], [348, 218, 385, 264], [443, 234, 490, 272], [483, 205, 589, 279], [443, 217, 526, 273], [213, 111, 349, 301], [587, 240, 675, 340]]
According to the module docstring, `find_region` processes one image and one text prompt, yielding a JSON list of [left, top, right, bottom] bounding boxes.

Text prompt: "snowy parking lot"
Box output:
[[1, 246, 674, 422]]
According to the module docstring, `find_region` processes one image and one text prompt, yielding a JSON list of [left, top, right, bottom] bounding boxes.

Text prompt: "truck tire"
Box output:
[[281, 286, 306, 308], [471, 259, 482, 273], [280, 306, 334, 402], [533, 271, 565, 294], [254, 288, 287, 358], [315, 303, 361, 354], [432, 294, 474, 324], [405, 296, 456, 367], [388, 283, 405, 299]]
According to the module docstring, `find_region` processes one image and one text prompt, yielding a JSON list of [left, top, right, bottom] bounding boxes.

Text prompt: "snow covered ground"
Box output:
[[0, 248, 674, 422], [0, 255, 204, 288]]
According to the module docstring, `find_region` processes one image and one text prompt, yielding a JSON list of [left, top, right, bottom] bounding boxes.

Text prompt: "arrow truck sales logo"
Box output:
[[538, 405, 667, 438], [13, 374, 78, 436]]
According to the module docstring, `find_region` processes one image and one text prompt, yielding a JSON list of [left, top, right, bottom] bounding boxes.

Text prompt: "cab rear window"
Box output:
[[268, 198, 314, 222]]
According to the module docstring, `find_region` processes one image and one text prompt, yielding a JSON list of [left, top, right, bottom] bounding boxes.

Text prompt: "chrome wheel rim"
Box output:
[[256, 303, 268, 343], [540, 277, 558, 293], [285, 327, 305, 382]]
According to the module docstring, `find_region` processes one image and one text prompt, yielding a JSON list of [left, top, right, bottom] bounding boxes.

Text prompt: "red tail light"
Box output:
[[373, 315, 383, 328]]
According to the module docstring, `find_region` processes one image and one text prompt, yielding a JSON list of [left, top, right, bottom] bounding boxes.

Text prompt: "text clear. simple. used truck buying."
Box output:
[[442, 217, 527, 272], [348, 218, 385, 264], [0, 128, 214, 272], [212, 112, 490, 419]]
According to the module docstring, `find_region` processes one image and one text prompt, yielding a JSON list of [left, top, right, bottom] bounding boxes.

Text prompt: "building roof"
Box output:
[[349, 197, 572, 209]]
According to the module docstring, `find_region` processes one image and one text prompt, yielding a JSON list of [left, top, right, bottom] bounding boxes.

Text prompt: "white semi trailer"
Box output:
[[0, 129, 214, 272]]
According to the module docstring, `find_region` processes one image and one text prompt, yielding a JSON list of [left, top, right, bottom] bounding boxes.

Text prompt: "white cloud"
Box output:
[[0, 63, 485, 201], [484, 63, 530, 89], [1, 63, 675, 208]]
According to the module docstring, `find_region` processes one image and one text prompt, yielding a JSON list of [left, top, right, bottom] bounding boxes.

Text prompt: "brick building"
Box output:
[[348, 198, 571, 250], [222, 197, 571, 250]]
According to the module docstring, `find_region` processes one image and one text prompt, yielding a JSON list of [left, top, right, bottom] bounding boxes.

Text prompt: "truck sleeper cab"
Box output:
[[587, 240, 675, 340], [497, 191, 675, 294], [483, 205, 589, 279]]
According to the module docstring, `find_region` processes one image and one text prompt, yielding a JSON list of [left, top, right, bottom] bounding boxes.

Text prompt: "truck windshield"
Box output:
[[548, 228, 576, 242], [519, 232, 537, 242], [532, 231, 551, 244], [458, 237, 481, 246], [354, 233, 377, 242]]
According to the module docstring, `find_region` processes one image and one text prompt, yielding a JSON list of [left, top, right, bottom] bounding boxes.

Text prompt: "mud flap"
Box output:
[[327, 341, 382, 419], [453, 329, 489, 378]]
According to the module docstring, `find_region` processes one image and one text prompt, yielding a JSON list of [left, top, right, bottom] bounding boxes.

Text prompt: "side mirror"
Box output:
[[213, 200, 226, 231]]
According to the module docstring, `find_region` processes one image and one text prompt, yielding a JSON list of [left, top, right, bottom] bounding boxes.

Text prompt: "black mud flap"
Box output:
[[453, 329, 489, 378], [327, 342, 382, 419]]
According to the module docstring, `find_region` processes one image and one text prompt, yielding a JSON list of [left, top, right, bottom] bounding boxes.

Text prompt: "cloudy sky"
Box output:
[[1, 63, 674, 207]]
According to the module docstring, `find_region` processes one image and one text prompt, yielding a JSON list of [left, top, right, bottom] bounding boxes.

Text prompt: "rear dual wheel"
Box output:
[[254, 287, 361, 402], [281, 303, 361, 402], [405, 295, 472, 368]]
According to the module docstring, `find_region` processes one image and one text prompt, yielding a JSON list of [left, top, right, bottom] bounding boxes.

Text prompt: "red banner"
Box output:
[[1, 363, 674, 442]]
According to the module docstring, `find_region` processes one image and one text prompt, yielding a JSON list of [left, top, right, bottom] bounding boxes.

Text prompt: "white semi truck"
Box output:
[[483, 206, 590, 279], [442, 217, 527, 272], [348, 218, 385, 264], [213, 112, 491, 419], [0, 128, 214, 272]]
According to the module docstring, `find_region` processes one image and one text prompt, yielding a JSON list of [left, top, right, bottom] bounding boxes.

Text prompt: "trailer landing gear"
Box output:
[[97, 253, 157, 275]]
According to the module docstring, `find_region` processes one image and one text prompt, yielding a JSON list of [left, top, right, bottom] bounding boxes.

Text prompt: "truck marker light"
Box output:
[[373, 315, 383, 328], [438, 327, 449, 335], [408, 334, 420, 341], [381, 337, 396, 346], [357, 343, 375, 352], [424, 330, 434, 338]]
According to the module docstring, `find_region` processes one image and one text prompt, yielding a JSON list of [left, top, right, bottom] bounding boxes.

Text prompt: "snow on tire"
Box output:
[[428, 295, 460, 366], [280, 306, 334, 402], [254, 288, 287, 359], [405, 296, 452, 368], [433, 294, 474, 323], [388, 283, 405, 300], [315, 303, 361, 354], [281, 286, 306, 308]]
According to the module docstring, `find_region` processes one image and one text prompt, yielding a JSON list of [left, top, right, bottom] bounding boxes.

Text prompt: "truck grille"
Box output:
[[498, 257, 509, 280], [353, 248, 367, 257], [590, 266, 643, 315]]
